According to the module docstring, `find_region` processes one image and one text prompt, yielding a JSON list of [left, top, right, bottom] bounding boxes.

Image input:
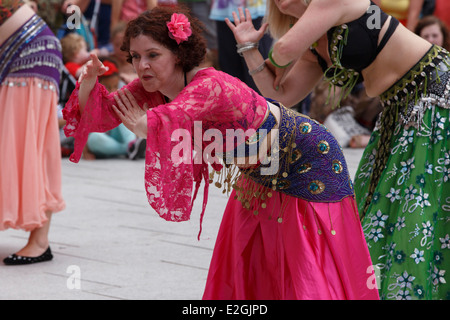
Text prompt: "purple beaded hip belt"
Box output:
[[241, 102, 355, 203], [0, 14, 63, 91]]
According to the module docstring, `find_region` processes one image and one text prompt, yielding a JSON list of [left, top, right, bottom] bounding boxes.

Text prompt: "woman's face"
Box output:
[[129, 34, 181, 94], [420, 23, 444, 47]]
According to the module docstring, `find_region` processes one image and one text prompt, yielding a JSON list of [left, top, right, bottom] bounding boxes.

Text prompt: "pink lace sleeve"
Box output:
[[143, 68, 267, 239], [63, 68, 267, 240], [62, 78, 165, 162]]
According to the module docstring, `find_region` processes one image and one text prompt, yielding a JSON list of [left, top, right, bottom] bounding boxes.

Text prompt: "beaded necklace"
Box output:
[[323, 23, 361, 108]]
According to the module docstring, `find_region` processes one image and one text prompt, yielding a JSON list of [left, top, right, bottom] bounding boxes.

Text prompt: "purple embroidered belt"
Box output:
[[243, 103, 355, 203]]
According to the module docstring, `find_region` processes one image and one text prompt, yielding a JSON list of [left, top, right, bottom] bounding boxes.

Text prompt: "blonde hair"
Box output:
[[60, 33, 86, 63], [265, 0, 299, 40]]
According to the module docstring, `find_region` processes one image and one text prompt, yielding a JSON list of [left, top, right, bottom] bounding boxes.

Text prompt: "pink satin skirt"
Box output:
[[0, 77, 65, 231], [203, 189, 379, 300]]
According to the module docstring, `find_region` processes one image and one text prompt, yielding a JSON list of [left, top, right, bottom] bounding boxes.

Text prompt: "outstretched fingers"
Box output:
[[224, 17, 235, 31], [226, 7, 252, 29], [234, 7, 251, 24], [112, 104, 124, 121], [121, 88, 144, 110], [112, 94, 126, 118], [78, 53, 108, 82], [112, 93, 135, 131], [113, 90, 147, 121]]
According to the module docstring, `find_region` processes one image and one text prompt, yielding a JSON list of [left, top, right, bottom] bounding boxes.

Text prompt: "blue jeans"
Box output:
[[87, 124, 136, 158]]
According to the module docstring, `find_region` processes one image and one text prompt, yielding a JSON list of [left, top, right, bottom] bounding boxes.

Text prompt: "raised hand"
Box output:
[[225, 7, 268, 45], [112, 89, 149, 137], [78, 52, 108, 83], [78, 53, 109, 112]]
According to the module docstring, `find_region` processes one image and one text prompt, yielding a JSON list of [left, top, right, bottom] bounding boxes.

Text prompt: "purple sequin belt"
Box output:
[[0, 14, 62, 92]]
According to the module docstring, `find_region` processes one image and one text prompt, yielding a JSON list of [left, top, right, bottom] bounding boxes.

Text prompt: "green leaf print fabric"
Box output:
[[355, 104, 449, 300]]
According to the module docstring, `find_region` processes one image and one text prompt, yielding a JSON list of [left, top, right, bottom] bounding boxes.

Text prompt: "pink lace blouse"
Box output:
[[63, 68, 268, 237]]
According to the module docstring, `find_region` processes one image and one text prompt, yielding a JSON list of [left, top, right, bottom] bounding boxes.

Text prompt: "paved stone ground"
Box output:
[[0, 148, 364, 300]]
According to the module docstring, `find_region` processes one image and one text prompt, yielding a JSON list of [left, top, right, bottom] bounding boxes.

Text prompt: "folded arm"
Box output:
[[271, 0, 354, 66], [240, 47, 324, 107]]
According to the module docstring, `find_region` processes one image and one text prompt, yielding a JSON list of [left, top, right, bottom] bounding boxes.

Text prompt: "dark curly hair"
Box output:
[[120, 5, 207, 73]]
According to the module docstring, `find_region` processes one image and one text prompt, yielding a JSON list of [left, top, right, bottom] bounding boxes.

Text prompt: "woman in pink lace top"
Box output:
[[63, 6, 379, 299]]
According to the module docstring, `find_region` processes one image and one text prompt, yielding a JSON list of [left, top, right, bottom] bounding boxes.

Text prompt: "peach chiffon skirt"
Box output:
[[0, 77, 65, 231]]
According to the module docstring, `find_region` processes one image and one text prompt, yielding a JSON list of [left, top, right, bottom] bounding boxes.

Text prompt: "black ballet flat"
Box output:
[[3, 247, 53, 265]]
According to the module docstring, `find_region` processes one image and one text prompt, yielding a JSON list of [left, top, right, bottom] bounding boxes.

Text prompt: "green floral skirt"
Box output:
[[355, 45, 450, 300]]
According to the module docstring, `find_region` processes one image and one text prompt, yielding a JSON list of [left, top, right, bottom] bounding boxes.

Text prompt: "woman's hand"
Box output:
[[112, 89, 149, 138], [78, 52, 108, 83], [225, 7, 268, 45], [264, 61, 286, 91], [79, 53, 109, 112]]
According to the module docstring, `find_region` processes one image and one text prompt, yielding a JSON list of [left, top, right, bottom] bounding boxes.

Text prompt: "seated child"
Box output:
[[61, 33, 92, 79]]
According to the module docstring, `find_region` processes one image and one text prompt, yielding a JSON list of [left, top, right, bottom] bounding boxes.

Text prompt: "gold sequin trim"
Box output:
[[299, 122, 312, 134], [297, 163, 312, 174], [308, 180, 325, 195], [317, 140, 330, 154], [290, 149, 302, 162], [332, 160, 343, 174]]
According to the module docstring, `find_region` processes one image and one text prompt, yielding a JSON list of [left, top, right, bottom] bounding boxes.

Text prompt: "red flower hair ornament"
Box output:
[[166, 13, 192, 44]]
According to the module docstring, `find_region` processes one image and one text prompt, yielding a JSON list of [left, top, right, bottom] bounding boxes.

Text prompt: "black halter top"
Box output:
[[311, 1, 400, 85]]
